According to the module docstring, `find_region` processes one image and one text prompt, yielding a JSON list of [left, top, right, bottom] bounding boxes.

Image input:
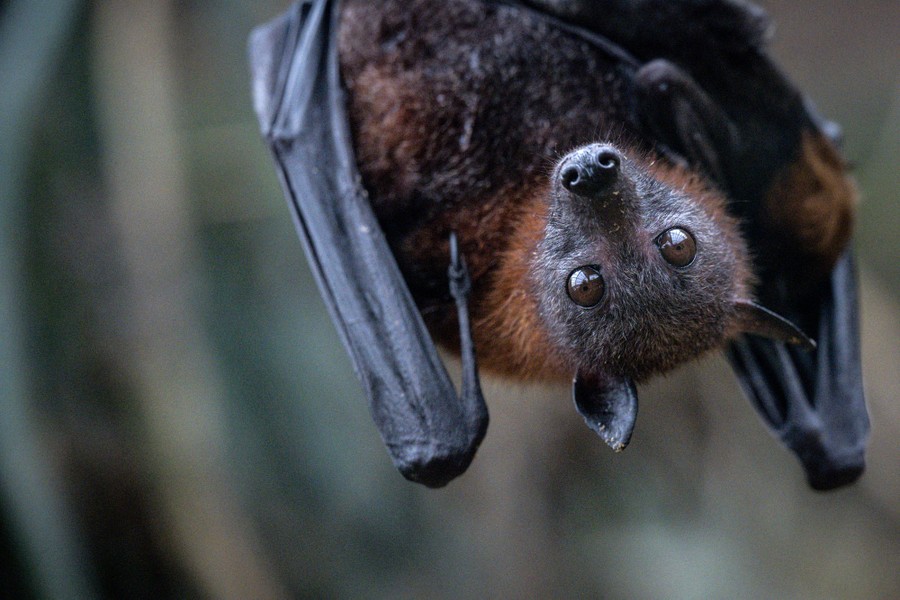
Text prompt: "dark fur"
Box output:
[[339, 0, 753, 382], [524, 0, 772, 54]]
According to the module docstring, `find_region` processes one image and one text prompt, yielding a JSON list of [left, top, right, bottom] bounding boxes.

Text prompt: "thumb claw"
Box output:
[[448, 232, 471, 299]]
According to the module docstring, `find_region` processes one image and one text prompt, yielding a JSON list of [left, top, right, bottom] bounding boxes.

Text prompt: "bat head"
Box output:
[[532, 142, 814, 449]]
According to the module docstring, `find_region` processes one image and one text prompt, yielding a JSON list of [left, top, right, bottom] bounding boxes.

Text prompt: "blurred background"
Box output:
[[0, 0, 897, 598]]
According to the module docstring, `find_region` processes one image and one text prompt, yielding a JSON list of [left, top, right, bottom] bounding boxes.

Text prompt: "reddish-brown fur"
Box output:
[[470, 186, 568, 379], [763, 131, 858, 279]]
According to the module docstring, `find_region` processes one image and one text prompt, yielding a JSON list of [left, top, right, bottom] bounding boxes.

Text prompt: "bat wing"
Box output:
[[249, 0, 488, 488], [726, 252, 869, 490]]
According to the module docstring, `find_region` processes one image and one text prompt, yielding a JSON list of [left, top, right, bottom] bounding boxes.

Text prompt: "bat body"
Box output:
[[339, 0, 819, 450], [250, 0, 868, 489]]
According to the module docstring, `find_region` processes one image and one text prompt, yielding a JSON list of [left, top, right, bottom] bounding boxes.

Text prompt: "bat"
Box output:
[[249, 0, 868, 490]]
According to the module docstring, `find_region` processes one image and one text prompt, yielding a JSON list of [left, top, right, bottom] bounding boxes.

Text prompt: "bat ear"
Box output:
[[733, 299, 816, 351], [573, 370, 638, 452]]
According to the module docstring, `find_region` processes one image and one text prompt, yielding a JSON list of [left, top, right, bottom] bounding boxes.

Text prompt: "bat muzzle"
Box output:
[[559, 144, 620, 198]]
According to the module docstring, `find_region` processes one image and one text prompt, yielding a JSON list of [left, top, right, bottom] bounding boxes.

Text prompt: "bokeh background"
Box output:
[[1, 1, 897, 598]]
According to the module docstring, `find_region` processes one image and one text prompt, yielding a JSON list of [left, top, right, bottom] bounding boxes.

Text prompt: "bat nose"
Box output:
[[560, 145, 621, 197]]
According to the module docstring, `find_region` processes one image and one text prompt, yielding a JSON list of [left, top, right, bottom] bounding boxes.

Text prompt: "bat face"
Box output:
[[532, 143, 751, 382]]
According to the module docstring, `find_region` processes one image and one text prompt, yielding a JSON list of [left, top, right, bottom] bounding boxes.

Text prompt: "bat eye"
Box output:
[[567, 266, 605, 307], [657, 227, 696, 267]]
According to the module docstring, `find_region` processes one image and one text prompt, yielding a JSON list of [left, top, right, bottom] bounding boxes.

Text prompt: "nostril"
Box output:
[[595, 149, 620, 172], [558, 145, 622, 198], [561, 165, 581, 191]]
